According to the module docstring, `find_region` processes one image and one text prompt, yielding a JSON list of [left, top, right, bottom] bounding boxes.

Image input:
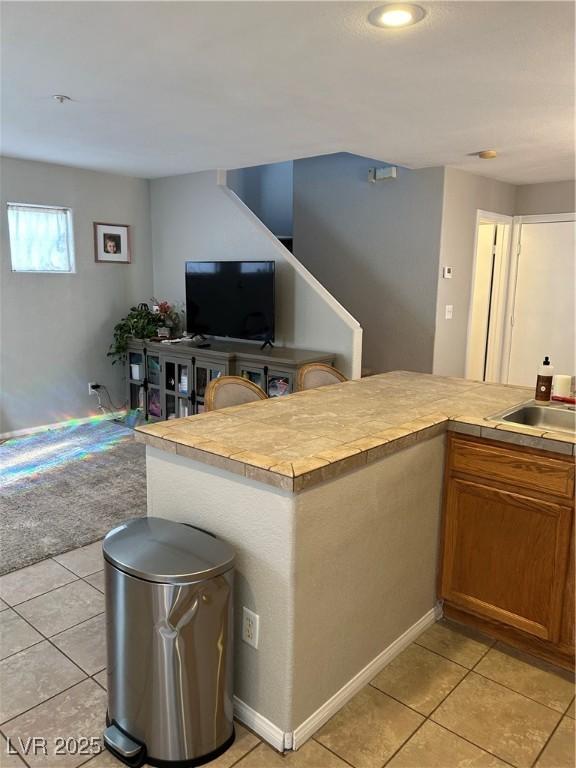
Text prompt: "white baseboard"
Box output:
[[0, 411, 126, 440], [233, 696, 287, 752], [233, 605, 441, 752], [291, 604, 442, 750]]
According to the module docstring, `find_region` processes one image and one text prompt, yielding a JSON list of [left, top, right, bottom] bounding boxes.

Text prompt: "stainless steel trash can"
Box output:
[[102, 517, 235, 767]]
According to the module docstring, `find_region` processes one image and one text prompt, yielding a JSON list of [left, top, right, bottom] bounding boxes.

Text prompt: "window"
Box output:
[[7, 203, 75, 273]]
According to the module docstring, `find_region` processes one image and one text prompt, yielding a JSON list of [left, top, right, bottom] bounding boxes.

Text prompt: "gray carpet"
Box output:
[[0, 419, 147, 575]]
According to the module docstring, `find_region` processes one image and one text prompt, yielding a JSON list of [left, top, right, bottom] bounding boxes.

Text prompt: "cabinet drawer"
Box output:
[[450, 438, 575, 499]]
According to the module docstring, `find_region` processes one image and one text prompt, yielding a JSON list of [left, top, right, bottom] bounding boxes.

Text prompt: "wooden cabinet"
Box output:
[[560, 527, 575, 651], [126, 339, 334, 421], [442, 476, 571, 641], [440, 434, 575, 669]]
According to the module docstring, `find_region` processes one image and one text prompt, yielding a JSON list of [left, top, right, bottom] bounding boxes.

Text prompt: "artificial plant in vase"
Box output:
[[151, 299, 184, 337]]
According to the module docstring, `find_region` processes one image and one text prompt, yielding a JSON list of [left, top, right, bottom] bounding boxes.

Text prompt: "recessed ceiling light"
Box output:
[[478, 149, 497, 159], [368, 4, 426, 28]]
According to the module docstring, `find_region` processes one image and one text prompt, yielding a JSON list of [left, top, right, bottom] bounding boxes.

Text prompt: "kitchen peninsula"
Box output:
[[135, 372, 575, 751]]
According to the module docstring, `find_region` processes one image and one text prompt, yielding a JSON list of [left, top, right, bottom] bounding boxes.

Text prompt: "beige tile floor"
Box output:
[[0, 542, 574, 768]]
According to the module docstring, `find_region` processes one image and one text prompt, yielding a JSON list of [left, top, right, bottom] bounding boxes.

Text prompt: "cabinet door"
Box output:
[[129, 382, 145, 411], [146, 353, 161, 387], [194, 360, 227, 413], [440, 477, 572, 641], [128, 350, 144, 383], [147, 387, 162, 420], [162, 356, 192, 420], [267, 370, 293, 397], [559, 520, 575, 651], [238, 366, 266, 390]]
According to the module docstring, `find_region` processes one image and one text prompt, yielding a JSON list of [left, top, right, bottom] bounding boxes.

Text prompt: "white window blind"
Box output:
[[7, 203, 75, 273]]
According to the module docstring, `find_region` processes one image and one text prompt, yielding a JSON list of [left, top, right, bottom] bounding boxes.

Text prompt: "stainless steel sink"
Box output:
[[489, 401, 576, 434]]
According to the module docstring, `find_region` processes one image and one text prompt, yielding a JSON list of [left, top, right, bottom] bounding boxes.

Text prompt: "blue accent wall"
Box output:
[[227, 161, 293, 236]]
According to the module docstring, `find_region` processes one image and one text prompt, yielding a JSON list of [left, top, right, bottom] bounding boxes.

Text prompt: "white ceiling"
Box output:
[[2, 1, 574, 184]]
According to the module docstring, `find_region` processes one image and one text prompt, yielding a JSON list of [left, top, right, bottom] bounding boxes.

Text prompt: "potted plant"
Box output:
[[108, 303, 164, 364]]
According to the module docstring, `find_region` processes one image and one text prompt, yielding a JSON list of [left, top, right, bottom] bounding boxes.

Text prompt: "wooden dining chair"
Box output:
[[296, 363, 348, 391], [204, 375, 268, 411]]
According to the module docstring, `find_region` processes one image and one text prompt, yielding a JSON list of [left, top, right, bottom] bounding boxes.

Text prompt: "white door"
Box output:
[[467, 224, 496, 381], [466, 218, 511, 383], [506, 219, 575, 386]]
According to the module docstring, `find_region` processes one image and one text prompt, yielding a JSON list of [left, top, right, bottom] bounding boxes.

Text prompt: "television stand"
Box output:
[[125, 338, 336, 421]]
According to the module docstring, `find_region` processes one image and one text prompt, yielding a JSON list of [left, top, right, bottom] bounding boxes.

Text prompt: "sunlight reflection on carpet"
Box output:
[[1, 418, 132, 489], [0, 419, 146, 574]]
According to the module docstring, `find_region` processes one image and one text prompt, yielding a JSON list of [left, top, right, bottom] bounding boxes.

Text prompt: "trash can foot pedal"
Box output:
[[104, 724, 146, 767]]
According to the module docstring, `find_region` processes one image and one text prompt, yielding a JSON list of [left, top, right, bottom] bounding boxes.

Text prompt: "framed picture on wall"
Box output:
[[94, 222, 131, 263]]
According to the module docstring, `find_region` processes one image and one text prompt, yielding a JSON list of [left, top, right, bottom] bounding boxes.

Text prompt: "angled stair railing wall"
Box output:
[[217, 169, 362, 378]]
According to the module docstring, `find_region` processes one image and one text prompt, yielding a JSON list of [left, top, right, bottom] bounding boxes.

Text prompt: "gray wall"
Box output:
[[515, 180, 575, 215], [150, 170, 289, 326], [150, 169, 360, 375], [433, 167, 516, 377], [227, 161, 293, 236], [293, 434, 443, 727], [0, 157, 153, 434], [293, 153, 445, 374], [146, 433, 444, 734], [147, 447, 297, 730]]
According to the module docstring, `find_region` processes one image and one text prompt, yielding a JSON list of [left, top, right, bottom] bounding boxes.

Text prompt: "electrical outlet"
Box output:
[[445, 305, 454, 320], [242, 607, 260, 649], [88, 382, 99, 395]]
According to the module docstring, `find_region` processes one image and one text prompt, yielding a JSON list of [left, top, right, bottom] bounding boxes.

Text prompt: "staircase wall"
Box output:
[[150, 169, 361, 377], [293, 153, 445, 375], [227, 161, 294, 237]]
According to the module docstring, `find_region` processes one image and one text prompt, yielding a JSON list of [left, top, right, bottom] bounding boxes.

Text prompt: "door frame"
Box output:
[[501, 212, 576, 384], [465, 209, 513, 382]]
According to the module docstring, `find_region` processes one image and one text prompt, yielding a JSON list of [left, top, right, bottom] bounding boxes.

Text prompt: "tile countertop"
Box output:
[[134, 371, 576, 492]]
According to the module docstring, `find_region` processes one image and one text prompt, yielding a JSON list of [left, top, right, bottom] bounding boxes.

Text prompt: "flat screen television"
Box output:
[[185, 260, 275, 342]]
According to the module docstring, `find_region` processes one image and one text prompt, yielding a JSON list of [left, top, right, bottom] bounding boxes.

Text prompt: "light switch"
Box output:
[[445, 305, 453, 320]]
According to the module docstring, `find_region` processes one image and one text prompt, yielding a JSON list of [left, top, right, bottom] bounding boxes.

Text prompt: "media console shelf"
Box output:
[[126, 338, 335, 421]]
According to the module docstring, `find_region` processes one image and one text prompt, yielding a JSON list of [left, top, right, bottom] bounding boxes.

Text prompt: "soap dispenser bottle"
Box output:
[[535, 356, 554, 402]]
